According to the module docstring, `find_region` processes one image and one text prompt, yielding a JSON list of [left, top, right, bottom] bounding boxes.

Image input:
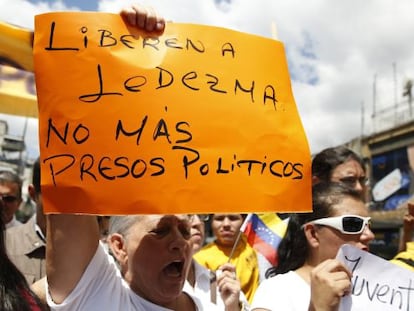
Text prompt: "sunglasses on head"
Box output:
[[0, 195, 18, 203], [307, 215, 371, 234]]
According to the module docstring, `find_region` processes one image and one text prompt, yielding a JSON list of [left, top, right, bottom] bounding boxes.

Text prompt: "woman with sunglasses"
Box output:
[[251, 182, 375, 311]]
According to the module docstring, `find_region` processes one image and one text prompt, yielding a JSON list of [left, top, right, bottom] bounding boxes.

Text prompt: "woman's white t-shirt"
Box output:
[[251, 270, 310, 311]]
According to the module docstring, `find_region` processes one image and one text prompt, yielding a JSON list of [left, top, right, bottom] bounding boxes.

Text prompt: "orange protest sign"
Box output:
[[34, 12, 311, 215]]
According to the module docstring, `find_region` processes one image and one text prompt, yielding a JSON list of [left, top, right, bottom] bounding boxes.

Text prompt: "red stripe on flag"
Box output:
[[246, 229, 278, 265], [244, 221, 277, 265]]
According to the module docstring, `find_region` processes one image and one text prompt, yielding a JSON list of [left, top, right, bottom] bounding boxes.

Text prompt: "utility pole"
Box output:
[[361, 101, 365, 137], [393, 62, 398, 125], [372, 74, 377, 133], [403, 79, 413, 118], [360, 101, 364, 155]]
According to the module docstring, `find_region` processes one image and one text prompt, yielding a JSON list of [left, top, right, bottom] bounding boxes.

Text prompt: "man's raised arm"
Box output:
[[46, 215, 99, 303]]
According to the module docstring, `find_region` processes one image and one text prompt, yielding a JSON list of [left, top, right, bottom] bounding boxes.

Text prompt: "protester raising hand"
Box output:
[[390, 200, 414, 271], [186, 214, 249, 309], [120, 3, 165, 35], [45, 5, 225, 311], [216, 263, 243, 311], [399, 201, 414, 252], [194, 214, 261, 303]]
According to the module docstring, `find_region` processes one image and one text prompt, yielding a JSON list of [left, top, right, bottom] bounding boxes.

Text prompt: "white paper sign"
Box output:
[[336, 244, 414, 311]]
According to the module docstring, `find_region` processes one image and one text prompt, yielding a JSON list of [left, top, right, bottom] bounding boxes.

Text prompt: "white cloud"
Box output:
[[0, 0, 80, 28], [1, 0, 414, 157]]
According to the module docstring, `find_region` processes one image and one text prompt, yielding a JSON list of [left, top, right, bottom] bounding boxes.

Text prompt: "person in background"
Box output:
[[97, 215, 111, 242], [251, 183, 375, 311], [391, 240, 414, 271], [390, 200, 414, 271], [397, 200, 414, 253], [0, 170, 23, 228], [194, 213, 260, 303], [312, 145, 368, 197], [185, 214, 249, 310], [97, 215, 111, 252], [6, 157, 46, 284], [0, 190, 46, 310]]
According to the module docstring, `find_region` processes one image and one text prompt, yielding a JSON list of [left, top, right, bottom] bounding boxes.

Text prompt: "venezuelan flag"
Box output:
[[242, 213, 288, 266]]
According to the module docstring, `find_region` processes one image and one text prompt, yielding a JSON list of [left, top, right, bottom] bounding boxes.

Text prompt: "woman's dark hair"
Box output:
[[266, 182, 363, 278], [0, 204, 45, 310], [312, 146, 365, 182]]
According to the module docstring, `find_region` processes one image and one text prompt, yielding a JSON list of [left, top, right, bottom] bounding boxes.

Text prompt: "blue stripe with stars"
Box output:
[[250, 214, 283, 248]]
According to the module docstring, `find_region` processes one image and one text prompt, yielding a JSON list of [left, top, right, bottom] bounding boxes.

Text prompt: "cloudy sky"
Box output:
[[1, 0, 413, 159]]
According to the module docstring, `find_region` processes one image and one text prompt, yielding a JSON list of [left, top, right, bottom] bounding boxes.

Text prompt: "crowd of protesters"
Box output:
[[1, 3, 414, 311]]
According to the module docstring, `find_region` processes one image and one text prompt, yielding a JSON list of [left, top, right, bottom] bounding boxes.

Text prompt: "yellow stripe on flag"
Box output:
[[257, 213, 288, 237]]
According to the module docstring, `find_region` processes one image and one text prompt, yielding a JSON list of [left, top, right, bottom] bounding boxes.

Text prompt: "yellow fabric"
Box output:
[[194, 235, 259, 303], [390, 242, 414, 272]]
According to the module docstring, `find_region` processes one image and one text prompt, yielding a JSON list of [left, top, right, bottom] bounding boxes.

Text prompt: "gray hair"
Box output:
[[107, 215, 145, 274], [109, 215, 143, 237], [0, 170, 23, 198]]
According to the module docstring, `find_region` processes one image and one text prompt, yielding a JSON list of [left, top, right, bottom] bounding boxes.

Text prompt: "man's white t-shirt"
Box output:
[[183, 261, 213, 305], [46, 243, 216, 311], [251, 270, 310, 311]]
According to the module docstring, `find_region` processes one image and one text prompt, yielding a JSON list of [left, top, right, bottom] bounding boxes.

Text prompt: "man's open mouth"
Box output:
[[164, 260, 185, 277]]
